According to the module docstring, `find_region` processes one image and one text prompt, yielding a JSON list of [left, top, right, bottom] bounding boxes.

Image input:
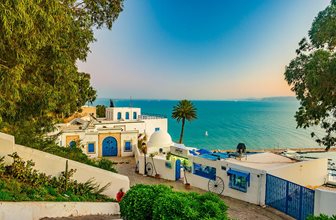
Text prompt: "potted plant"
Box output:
[[182, 160, 191, 189]]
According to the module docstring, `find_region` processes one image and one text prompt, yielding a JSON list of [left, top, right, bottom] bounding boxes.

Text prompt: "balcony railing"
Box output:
[[139, 113, 167, 120]]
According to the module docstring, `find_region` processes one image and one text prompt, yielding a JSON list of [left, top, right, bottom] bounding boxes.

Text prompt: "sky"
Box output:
[[78, 0, 331, 100]]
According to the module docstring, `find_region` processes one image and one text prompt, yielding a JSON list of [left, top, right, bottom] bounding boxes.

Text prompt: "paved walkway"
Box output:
[[114, 157, 293, 220]]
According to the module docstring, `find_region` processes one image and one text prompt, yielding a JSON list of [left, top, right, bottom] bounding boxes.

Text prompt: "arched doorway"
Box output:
[[102, 136, 118, 156], [69, 140, 77, 149]]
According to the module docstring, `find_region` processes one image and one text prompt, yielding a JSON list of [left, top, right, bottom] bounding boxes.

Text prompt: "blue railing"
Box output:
[[139, 113, 167, 119]]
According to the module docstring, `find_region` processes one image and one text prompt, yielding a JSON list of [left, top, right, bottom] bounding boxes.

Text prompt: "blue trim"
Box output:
[[198, 154, 218, 161], [193, 163, 216, 180], [125, 112, 130, 119], [117, 112, 122, 120], [88, 143, 95, 153], [189, 150, 198, 156], [227, 168, 250, 192], [133, 112, 137, 119], [196, 149, 212, 155], [125, 141, 132, 151]]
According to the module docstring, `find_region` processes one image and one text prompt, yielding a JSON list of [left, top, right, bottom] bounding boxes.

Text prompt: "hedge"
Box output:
[[120, 184, 228, 220]]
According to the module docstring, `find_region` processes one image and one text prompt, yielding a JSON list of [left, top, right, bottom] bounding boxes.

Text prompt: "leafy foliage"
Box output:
[[172, 100, 197, 143], [0, 0, 123, 146], [96, 105, 106, 117], [120, 184, 228, 220], [27, 138, 117, 172], [307, 214, 336, 220], [284, 0, 336, 149], [0, 153, 113, 202], [120, 184, 172, 220]]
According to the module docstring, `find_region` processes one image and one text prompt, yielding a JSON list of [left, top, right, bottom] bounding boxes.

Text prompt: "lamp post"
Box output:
[[141, 142, 148, 176]]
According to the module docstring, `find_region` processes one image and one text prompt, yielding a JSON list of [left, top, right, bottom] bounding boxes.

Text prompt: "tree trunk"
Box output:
[[179, 118, 185, 144]]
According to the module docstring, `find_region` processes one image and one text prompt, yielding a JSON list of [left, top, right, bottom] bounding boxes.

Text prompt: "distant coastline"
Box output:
[[93, 96, 297, 103]]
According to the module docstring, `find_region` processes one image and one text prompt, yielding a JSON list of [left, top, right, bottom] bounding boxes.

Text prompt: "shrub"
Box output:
[[120, 184, 228, 220], [24, 138, 117, 173], [152, 192, 199, 220], [120, 184, 172, 220], [0, 153, 114, 202], [153, 192, 228, 220], [307, 215, 336, 220]]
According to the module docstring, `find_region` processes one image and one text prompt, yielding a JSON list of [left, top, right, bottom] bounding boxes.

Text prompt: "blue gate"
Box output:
[[266, 174, 315, 220], [175, 159, 181, 180], [102, 136, 118, 156]]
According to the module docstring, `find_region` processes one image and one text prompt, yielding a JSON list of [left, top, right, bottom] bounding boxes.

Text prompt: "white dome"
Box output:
[[147, 131, 173, 149]]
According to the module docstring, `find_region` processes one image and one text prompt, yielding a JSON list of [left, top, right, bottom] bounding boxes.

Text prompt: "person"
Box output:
[[116, 188, 125, 202]]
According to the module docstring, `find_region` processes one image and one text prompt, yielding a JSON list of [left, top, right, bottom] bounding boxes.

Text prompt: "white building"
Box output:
[[52, 106, 167, 158]]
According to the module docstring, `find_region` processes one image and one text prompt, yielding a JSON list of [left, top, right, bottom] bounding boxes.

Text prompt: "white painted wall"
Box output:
[[268, 159, 328, 187], [106, 107, 141, 121], [145, 156, 176, 181], [314, 188, 336, 216], [0, 202, 120, 220], [142, 118, 168, 138], [185, 156, 267, 205], [0, 132, 130, 198], [120, 132, 138, 157], [82, 132, 99, 158]]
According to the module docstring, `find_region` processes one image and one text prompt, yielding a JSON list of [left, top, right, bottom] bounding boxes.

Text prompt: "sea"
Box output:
[[92, 97, 324, 151]]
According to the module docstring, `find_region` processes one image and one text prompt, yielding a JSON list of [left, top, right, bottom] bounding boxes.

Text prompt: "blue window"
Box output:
[[193, 163, 216, 180], [125, 141, 132, 151], [133, 112, 137, 119], [155, 127, 160, 131], [125, 112, 130, 120], [117, 112, 122, 120], [227, 169, 250, 192], [88, 143, 95, 153]]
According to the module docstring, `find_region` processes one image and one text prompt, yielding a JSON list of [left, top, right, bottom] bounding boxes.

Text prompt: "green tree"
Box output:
[[0, 0, 123, 145], [172, 100, 197, 144], [96, 105, 106, 118], [285, 0, 336, 150]]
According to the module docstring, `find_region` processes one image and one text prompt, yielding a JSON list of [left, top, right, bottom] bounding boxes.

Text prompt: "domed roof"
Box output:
[[147, 131, 173, 149]]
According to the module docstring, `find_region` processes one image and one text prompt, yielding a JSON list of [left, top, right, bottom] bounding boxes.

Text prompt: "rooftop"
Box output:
[[226, 152, 295, 171]]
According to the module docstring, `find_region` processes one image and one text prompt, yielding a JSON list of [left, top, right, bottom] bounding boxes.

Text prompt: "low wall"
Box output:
[[0, 132, 130, 198], [314, 188, 336, 216], [268, 158, 328, 187], [0, 202, 119, 220], [135, 148, 176, 181]]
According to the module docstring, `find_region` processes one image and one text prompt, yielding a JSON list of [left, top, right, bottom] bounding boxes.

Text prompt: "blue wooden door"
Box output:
[[102, 137, 118, 156], [175, 159, 181, 180]]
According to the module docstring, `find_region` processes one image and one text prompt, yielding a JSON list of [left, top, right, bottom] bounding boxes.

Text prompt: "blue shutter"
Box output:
[[117, 112, 122, 120], [133, 112, 137, 119], [125, 141, 132, 151], [155, 127, 160, 131], [88, 143, 95, 153]]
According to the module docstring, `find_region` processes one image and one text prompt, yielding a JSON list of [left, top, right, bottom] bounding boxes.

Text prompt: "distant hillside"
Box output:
[[261, 96, 297, 101]]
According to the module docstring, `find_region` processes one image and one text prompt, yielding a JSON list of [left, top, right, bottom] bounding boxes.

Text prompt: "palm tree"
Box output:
[[172, 100, 197, 144]]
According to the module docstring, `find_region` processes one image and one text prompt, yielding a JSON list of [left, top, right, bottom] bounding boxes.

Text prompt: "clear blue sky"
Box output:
[[78, 0, 330, 100]]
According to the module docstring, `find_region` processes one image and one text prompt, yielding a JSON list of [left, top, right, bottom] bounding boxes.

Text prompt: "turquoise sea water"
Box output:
[[92, 98, 323, 150]]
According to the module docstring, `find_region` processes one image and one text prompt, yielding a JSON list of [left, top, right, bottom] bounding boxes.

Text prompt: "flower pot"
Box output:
[[185, 183, 191, 189]]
